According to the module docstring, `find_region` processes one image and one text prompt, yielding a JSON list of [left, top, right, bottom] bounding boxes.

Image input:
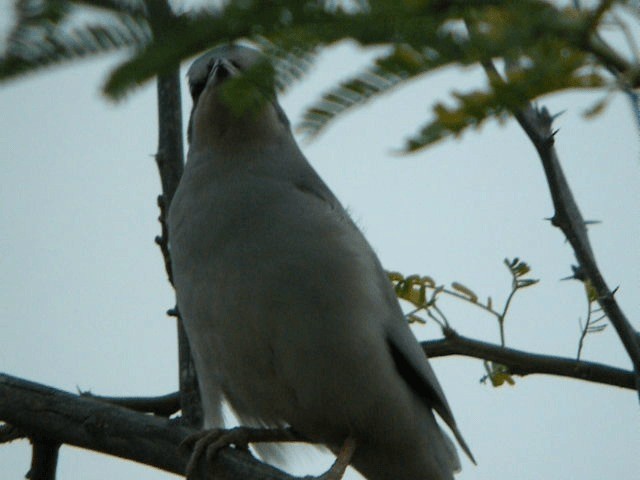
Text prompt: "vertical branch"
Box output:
[[463, 12, 640, 395], [481, 59, 640, 392], [145, 0, 202, 427], [27, 438, 60, 480], [515, 105, 640, 372]]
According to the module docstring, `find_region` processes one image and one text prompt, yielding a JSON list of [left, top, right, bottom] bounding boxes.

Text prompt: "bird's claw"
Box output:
[[303, 437, 356, 480], [182, 428, 354, 480], [182, 427, 252, 478]]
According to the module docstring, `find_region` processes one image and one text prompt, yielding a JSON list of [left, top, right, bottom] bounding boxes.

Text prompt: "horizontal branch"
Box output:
[[80, 390, 180, 416], [0, 373, 298, 480], [422, 332, 636, 390]]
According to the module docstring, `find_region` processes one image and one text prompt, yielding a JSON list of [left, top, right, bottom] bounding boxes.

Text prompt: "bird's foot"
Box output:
[[181, 426, 299, 478], [306, 437, 356, 480]]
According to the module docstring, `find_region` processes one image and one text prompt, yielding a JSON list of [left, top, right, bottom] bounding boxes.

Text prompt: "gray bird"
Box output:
[[168, 44, 473, 480]]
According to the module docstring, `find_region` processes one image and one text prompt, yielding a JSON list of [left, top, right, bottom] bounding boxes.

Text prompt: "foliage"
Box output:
[[389, 260, 539, 388], [1, 0, 638, 151], [1, 0, 629, 386], [389, 257, 539, 348], [1, 1, 149, 80], [1, 2, 637, 477], [388, 256, 614, 388]]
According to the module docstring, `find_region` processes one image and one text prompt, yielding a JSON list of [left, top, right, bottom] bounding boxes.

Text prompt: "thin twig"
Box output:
[[577, 300, 594, 361], [576, 2, 640, 146], [439, 288, 502, 320], [610, 12, 640, 63], [399, 263, 535, 347], [497, 287, 518, 347]]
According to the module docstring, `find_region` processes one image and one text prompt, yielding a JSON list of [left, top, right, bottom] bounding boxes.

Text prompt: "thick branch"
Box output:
[[0, 373, 298, 480], [0, 373, 189, 474], [80, 391, 180, 416], [422, 333, 636, 390], [28, 439, 60, 480]]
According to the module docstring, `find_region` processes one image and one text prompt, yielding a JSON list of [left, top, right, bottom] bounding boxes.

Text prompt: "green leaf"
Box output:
[[583, 93, 612, 118], [451, 282, 478, 302], [253, 36, 319, 93], [483, 361, 515, 387], [1, 14, 150, 83], [298, 43, 455, 137]]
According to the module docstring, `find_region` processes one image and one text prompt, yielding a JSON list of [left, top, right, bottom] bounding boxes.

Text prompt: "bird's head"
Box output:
[[187, 44, 291, 150]]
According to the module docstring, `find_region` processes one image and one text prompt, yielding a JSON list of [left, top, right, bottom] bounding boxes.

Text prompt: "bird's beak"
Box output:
[[207, 59, 239, 87]]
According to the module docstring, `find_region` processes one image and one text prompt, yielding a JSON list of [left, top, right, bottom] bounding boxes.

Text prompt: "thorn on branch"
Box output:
[[478, 47, 640, 380], [562, 264, 586, 282], [584, 219, 602, 226], [599, 286, 619, 302], [156, 193, 174, 285], [544, 131, 557, 147], [537, 105, 553, 125]]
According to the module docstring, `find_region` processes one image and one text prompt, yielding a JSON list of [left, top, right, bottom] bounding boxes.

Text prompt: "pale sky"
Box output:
[[1, 3, 639, 479]]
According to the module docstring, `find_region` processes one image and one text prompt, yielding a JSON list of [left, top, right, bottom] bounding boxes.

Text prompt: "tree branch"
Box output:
[[145, 0, 203, 427], [27, 439, 60, 480], [0, 373, 188, 474], [0, 373, 299, 480], [478, 58, 640, 393], [516, 104, 640, 381], [422, 332, 636, 390], [80, 391, 180, 416]]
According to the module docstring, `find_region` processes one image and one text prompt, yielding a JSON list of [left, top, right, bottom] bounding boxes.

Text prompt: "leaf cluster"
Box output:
[[0, 1, 635, 148], [388, 258, 541, 388], [389, 256, 538, 336]]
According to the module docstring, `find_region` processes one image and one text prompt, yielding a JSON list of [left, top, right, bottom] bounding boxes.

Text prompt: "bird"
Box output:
[[168, 43, 474, 480]]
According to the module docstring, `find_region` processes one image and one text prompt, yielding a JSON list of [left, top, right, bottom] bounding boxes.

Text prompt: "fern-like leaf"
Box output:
[[297, 43, 454, 138], [404, 41, 606, 151], [1, 12, 150, 82], [101, 3, 351, 99], [72, 0, 146, 16], [252, 36, 319, 94]]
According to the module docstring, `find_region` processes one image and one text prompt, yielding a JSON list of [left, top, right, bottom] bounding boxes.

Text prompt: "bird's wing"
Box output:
[[291, 163, 476, 464], [386, 319, 476, 464]]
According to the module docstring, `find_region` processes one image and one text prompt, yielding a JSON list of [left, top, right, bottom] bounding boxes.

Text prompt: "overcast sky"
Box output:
[[1, 3, 639, 480]]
